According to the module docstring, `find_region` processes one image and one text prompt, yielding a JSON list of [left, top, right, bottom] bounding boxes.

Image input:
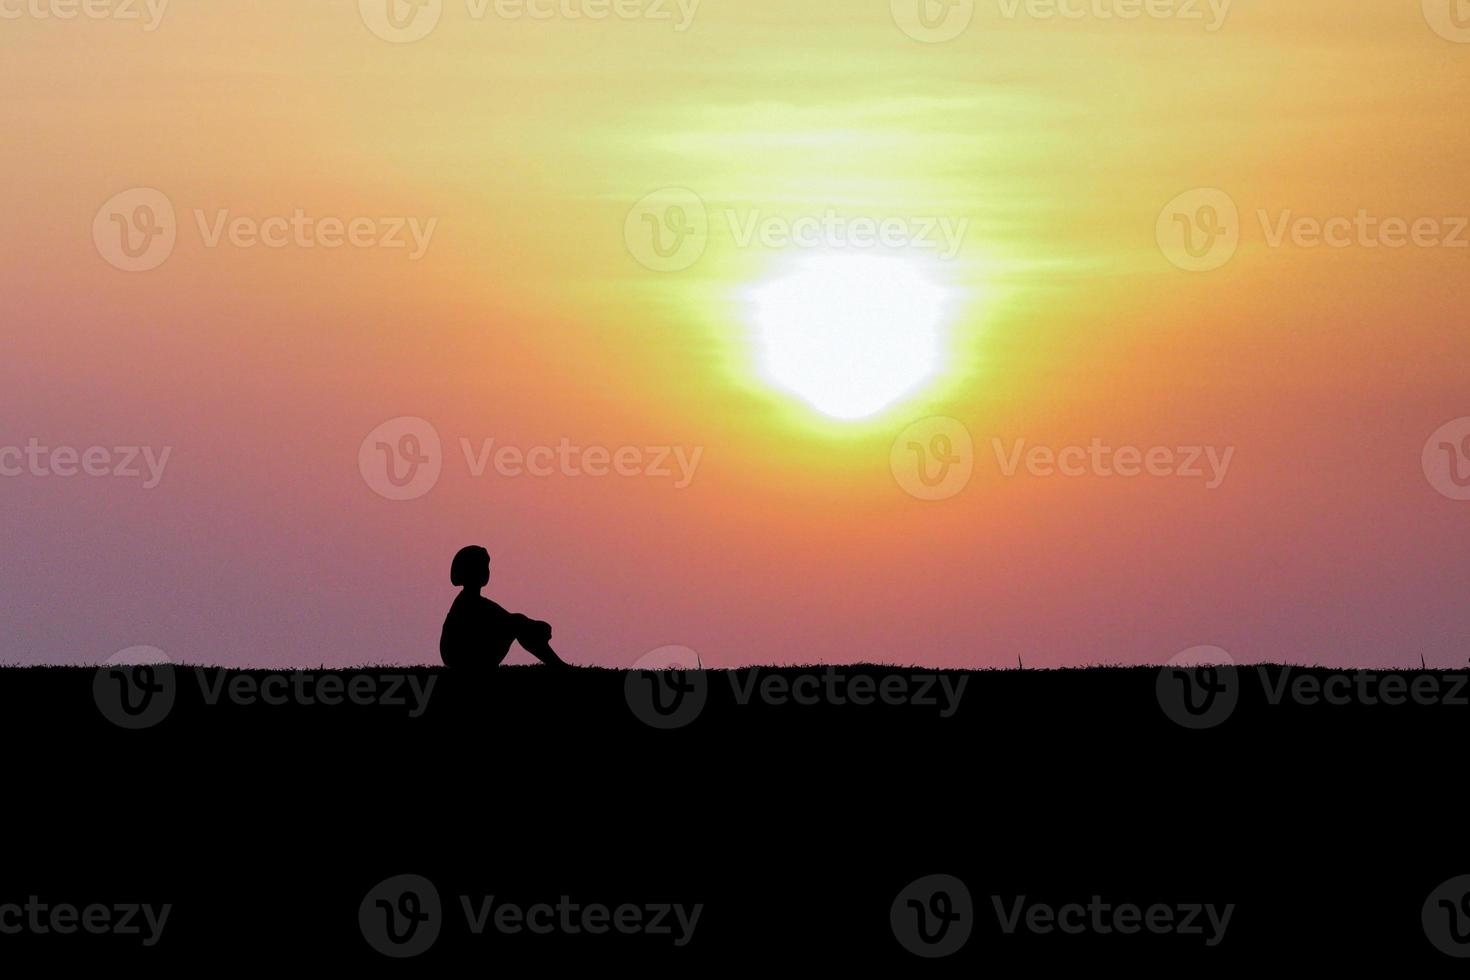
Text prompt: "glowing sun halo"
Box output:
[[745, 254, 954, 421]]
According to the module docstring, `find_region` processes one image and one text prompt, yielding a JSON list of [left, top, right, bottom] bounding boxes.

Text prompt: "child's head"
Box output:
[[450, 545, 491, 590]]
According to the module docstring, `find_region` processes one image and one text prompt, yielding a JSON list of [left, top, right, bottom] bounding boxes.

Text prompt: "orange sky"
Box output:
[[1, 1, 1467, 667]]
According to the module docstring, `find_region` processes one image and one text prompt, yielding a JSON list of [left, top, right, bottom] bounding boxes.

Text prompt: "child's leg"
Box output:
[[521, 638, 570, 668], [515, 620, 571, 668]]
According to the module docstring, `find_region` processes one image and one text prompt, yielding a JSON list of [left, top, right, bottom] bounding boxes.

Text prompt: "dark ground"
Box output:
[[3, 663, 1466, 968]]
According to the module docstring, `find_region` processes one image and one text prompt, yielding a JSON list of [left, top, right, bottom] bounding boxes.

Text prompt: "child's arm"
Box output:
[[509, 613, 553, 646]]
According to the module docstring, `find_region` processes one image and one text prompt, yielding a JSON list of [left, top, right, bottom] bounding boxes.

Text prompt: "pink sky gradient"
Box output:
[[2, 2, 1467, 668]]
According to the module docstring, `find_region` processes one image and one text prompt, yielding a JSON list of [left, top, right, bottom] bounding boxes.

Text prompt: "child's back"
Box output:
[[440, 592, 518, 669]]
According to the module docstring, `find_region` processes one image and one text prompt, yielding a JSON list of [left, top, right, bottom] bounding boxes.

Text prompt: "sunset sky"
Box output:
[[2, 1, 1466, 668]]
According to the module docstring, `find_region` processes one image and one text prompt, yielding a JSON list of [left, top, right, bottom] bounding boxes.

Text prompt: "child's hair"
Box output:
[[450, 545, 491, 587]]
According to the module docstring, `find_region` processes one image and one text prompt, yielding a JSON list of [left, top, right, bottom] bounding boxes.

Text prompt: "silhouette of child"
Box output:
[[440, 546, 570, 670]]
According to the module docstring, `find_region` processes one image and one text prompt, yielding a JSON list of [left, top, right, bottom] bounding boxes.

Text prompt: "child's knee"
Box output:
[[517, 620, 553, 648]]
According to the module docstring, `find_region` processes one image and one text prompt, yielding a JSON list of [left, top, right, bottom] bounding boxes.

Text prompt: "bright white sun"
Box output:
[[745, 254, 954, 420]]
